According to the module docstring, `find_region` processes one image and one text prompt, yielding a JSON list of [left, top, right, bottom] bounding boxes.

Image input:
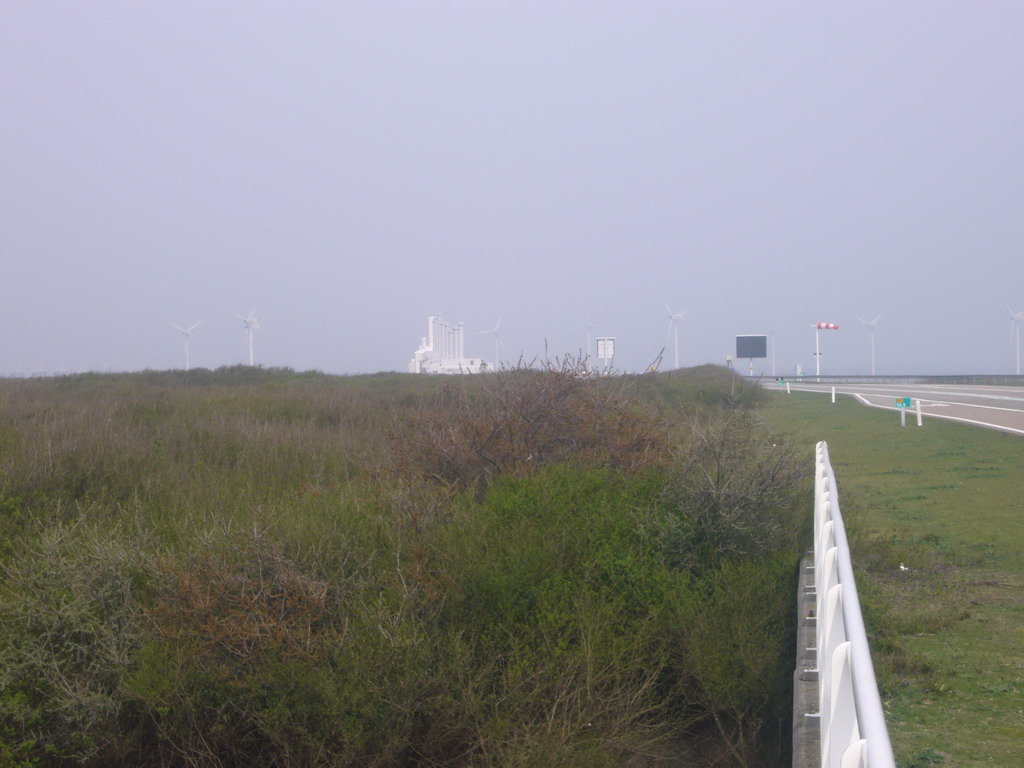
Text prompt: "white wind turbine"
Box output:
[[478, 315, 503, 371], [663, 301, 688, 370], [170, 320, 202, 371], [1008, 305, 1024, 375], [231, 306, 260, 366], [768, 325, 780, 377], [573, 314, 594, 371], [856, 312, 884, 375]]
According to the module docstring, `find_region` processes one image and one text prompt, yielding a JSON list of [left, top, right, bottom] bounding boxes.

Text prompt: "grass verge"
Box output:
[[759, 390, 1024, 768]]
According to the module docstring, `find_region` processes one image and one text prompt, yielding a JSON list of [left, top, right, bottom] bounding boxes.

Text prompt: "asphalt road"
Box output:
[[771, 381, 1024, 436]]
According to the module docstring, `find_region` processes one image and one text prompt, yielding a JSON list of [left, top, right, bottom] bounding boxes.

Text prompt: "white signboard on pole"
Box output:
[[596, 337, 615, 372]]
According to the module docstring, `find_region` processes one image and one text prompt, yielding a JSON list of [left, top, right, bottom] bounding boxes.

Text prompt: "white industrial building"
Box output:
[[409, 315, 488, 374]]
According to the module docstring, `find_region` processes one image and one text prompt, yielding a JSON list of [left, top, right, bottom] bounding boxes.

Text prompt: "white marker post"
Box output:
[[916, 398, 923, 427], [895, 397, 911, 427], [832, 386, 836, 404]]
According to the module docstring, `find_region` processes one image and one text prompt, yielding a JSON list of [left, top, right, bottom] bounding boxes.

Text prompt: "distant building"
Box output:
[[409, 315, 487, 374]]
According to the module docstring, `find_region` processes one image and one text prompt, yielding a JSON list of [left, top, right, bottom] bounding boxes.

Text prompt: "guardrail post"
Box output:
[[827, 641, 859, 767]]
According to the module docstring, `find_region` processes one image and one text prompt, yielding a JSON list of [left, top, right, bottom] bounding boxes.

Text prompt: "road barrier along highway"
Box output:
[[808, 441, 896, 768], [754, 374, 1024, 386]]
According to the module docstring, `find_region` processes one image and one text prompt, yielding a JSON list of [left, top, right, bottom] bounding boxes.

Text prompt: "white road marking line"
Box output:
[[849, 393, 1024, 436]]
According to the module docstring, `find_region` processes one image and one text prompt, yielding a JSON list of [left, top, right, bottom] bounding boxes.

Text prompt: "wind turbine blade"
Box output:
[[573, 314, 593, 333], [186, 321, 203, 333], [170, 322, 186, 333], [662, 300, 673, 317], [872, 311, 884, 326]]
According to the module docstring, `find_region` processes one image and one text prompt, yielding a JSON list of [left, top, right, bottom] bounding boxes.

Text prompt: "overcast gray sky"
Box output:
[[3, 2, 1023, 376]]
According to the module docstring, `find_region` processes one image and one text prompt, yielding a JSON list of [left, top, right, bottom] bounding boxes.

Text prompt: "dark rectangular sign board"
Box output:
[[736, 335, 767, 359]]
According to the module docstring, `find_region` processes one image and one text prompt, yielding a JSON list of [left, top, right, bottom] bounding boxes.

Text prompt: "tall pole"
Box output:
[[184, 337, 190, 371], [870, 331, 876, 376], [673, 322, 679, 369], [815, 328, 821, 376]]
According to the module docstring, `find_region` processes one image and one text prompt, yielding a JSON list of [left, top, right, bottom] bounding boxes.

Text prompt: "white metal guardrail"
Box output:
[[813, 441, 896, 768]]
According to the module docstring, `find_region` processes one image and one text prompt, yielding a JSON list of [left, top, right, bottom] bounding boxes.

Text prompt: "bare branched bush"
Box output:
[[128, 531, 334, 768], [390, 359, 673, 490], [660, 411, 807, 569], [146, 539, 331, 666]]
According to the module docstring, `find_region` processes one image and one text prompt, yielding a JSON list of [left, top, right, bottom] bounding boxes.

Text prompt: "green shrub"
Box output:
[[0, 523, 150, 765], [646, 365, 768, 411], [123, 529, 342, 766], [668, 556, 796, 767], [421, 466, 691, 765]]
